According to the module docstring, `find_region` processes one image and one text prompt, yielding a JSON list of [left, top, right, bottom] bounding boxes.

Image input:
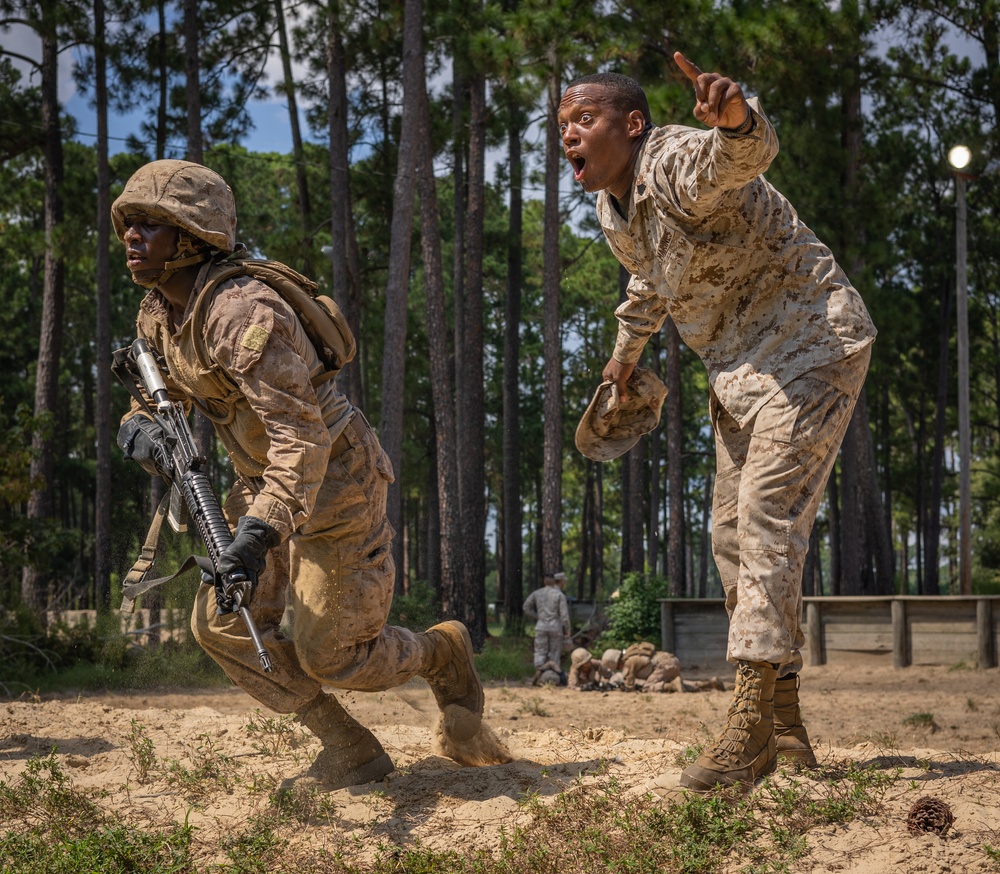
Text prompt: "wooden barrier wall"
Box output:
[[659, 596, 1000, 676]]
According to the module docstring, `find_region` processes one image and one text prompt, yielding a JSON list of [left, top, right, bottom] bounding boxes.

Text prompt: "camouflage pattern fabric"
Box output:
[[125, 269, 425, 711], [713, 347, 869, 670], [523, 584, 570, 669], [522, 584, 570, 634], [589, 97, 876, 672], [132, 265, 353, 540], [531, 631, 565, 670], [641, 651, 683, 692], [597, 98, 875, 429], [112, 159, 236, 253]]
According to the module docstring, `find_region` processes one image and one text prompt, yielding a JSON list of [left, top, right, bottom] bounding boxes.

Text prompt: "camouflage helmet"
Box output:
[[600, 648, 623, 672], [111, 160, 237, 253], [575, 366, 667, 462]]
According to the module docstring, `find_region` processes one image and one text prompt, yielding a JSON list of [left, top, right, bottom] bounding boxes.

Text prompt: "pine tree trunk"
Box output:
[[622, 445, 644, 576], [275, 0, 313, 276], [840, 14, 893, 594], [22, 10, 65, 618], [646, 335, 662, 578], [618, 265, 642, 578], [455, 69, 488, 646], [593, 463, 604, 597], [155, 0, 168, 158], [664, 317, 685, 596], [502, 94, 525, 636], [380, 0, 421, 596], [182, 0, 215, 470], [827, 471, 841, 595], [409, 0, 461, 620], [94, 0, 113, 613], [326, 3, 363, 404], [541, 60, 563, 579], [924, 282, 952, 595], [184, 0, 202, 164]]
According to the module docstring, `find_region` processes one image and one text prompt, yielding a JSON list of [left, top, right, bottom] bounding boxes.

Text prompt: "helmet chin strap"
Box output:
[[130, 230, 213, 289]]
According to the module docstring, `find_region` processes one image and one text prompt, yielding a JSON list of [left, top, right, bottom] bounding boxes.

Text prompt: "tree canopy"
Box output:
[[1, 0, 997, 633]]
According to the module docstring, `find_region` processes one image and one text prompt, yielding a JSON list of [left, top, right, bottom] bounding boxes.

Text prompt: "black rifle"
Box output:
[[112, 338, 273, 673]]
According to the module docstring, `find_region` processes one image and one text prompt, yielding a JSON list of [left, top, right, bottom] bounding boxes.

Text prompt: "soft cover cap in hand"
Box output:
[[215, 516, 280, 611], [118, 415, 172, 478], [575, 366, 667, 461]]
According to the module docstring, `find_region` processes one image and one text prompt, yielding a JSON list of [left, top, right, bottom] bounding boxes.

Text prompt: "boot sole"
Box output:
[[777, 746, 818, 767], [679, 752, 777, 791], [285, 751, 395, 793]]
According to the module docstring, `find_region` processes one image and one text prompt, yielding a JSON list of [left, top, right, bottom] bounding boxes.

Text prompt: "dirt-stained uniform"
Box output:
[[635, 650, 682, 693], [597, 98, 876, 673], [568, 647, 610, 690], [523, 583, 570, 669], [127, 264, 426, 711]]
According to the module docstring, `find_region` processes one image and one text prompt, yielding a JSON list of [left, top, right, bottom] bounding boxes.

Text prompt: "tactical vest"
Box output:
[[138, 255, 355, 478]]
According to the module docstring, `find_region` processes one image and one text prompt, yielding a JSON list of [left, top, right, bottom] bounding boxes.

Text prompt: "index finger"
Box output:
[[673, 51, 703, 84]]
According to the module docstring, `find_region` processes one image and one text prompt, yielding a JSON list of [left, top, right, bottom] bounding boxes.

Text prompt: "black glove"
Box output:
[[118, 416, 172, 479], [215, 516, 280, 613]]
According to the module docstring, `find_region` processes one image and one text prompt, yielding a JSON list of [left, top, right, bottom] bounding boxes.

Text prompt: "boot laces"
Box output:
[[710, 664, 763, 759]]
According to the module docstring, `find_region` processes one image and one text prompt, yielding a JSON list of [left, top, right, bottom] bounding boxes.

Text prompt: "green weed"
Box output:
[[243, 711, 305, 756], [902, 712, 938, 731], [519, 696, 548, 716], [0, 747, 962, 874], [474, 636, 535, 682], [0, 823, 194, 873], [162, 733, 238, 801], [124, 718, 158, 784], [983, 843, 1000, 869], [221, 815, 289, 873]]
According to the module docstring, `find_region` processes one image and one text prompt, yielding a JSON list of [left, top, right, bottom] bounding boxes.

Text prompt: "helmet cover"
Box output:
[[111, 159, 237, 253]]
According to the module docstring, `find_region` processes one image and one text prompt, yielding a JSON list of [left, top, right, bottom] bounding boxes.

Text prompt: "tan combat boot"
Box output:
[[679, 660, 778, 791], [419, 620, 485, 718], [288, 692, 394, 791], [773, 673, 818, 766], [419, 620, 512, 767]]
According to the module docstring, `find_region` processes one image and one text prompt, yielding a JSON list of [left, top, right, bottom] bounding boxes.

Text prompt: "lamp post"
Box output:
[[948, 144, 972, 595]]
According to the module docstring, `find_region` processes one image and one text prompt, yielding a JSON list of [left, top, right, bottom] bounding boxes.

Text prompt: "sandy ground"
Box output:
[[2, 662, 999, 872]]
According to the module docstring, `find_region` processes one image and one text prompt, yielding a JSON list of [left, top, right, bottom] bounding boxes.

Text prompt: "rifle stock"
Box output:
[[114, 339, 273, 673]]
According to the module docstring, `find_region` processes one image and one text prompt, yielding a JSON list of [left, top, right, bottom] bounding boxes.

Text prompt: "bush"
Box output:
[[0, 608, 109, 676], [388, 580, 440, 632], [595, 572, 668, 650], [0, 608, 228, 695], [474, 636, 534, 683]]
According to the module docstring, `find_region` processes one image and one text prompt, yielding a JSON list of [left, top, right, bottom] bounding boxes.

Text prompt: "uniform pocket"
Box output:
[[653, 225, 695, 291]]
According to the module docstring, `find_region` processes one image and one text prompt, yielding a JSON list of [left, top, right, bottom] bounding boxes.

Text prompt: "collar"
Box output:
[[597, 127, 664, 225]]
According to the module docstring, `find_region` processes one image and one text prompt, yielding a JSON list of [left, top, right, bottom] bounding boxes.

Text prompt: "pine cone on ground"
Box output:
[[906, 796, 955, 836]]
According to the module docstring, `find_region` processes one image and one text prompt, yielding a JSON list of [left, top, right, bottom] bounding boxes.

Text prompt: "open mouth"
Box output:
[[568, 153, 586, 181]]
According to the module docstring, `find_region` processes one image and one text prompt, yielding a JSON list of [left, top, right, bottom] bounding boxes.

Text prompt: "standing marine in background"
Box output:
[[113, 160, 511, 790], [523, 570, 571, 685]]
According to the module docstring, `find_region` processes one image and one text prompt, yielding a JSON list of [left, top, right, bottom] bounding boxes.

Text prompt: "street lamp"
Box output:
[[948, 144, 971, 595]]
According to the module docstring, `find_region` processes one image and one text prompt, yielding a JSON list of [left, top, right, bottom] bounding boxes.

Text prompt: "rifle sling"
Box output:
[[120, 490, 214, 613]]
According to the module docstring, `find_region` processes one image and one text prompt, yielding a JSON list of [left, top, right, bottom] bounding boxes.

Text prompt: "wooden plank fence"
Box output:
[[660, 596, 1000, 676]]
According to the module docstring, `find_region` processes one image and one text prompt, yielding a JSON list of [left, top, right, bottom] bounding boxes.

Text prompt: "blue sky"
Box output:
[[5, 20, 319, 157]]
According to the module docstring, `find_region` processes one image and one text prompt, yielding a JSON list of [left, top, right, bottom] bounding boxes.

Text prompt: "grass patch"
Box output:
[[902, 712, 938, 731], [4, 636, 230, 696], [0, 746, 922, 874], [474, 635, 534, 683], [0, 750, 194, 873]]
